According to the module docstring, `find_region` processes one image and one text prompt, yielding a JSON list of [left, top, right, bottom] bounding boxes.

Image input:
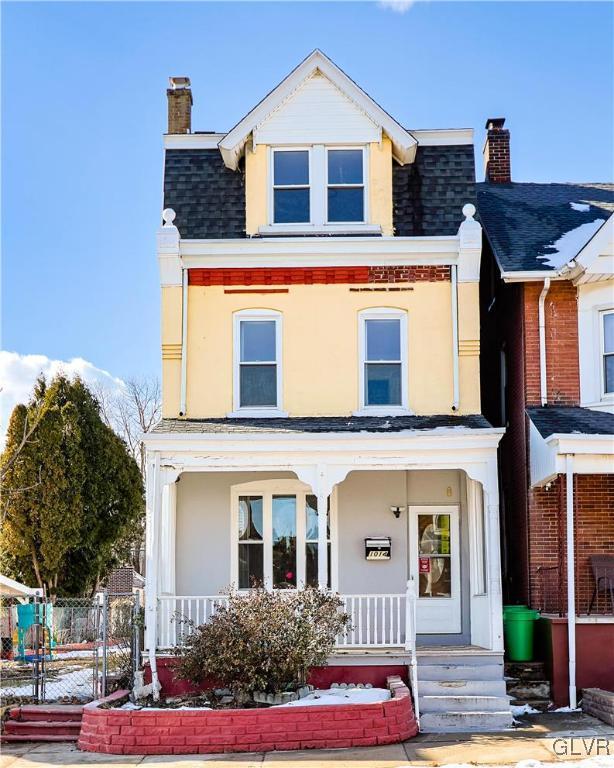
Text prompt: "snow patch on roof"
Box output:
[[542, 219, 604, 268], [570, 202, 591, 212]]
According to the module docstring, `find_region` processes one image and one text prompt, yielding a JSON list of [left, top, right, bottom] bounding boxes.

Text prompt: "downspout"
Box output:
[[179, 267, 188, 416], [565, 454, 577, 709], [538, 278, 551, 406], [451, 264, 460, 411]]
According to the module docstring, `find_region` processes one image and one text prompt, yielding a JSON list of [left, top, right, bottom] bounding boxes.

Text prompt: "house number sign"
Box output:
[[365, 537, 391, 561]]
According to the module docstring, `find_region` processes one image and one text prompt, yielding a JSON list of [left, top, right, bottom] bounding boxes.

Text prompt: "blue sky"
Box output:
[[2, 1, 613, 393]]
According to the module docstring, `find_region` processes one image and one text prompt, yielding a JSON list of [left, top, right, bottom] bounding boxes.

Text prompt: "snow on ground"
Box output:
[[5, 667, 94, 699], [553, 704, 582, 712], [570, 202, 591, 212], [511, 703, 541, 716], [542, 219, 604, 268], [54, 646, 121, 659], [275, 687, 391, 707], [120, 702, 212, 711]]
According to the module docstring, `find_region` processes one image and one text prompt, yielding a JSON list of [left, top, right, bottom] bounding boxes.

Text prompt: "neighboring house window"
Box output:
[[270, 146, 366, 227], [233, 483, 334, 590], [358, 309, 408, 412], [273, 149, 310, 224], [327, 149, 364, 223], [603, 310, 614, 395], [233, 310, 282, 414]]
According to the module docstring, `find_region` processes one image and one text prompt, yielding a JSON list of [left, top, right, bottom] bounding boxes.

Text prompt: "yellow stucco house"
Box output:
[[143, 51, 512, 731]]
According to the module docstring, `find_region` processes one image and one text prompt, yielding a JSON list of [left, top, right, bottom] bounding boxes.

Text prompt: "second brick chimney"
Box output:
[[483, 117, 511, 183], [167, 76, 192, 134]]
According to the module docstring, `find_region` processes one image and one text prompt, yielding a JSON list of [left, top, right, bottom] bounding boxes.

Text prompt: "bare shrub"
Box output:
[[174, 588, 350, 703]]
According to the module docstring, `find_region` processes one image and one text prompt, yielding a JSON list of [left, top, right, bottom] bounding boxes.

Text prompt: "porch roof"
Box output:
[[527, 406, 614, 439], [150, 414, 493, 435]]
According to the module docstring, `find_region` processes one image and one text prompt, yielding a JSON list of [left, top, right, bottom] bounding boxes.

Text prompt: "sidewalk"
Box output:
[[2, 712, 613, 768]]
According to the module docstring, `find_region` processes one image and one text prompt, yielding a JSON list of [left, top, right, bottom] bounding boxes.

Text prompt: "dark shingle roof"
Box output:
[[527, 407, 614, 438], [163, 143, 475, 241], [477, 182, 614, 273], [164, 149, 246, 239], [151, 414, 493, 435], [393, 145, 476, 236]]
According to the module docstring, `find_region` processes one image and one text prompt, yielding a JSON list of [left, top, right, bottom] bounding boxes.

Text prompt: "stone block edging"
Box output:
[[78, 675, 418, 754]]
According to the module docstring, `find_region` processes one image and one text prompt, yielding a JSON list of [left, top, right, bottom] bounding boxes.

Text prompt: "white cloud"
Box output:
[[378, 0, 416, 13], [0, 351, 125, 445]]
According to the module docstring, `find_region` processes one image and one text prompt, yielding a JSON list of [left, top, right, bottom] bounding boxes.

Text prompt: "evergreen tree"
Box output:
[[1, 374, 143, 598]]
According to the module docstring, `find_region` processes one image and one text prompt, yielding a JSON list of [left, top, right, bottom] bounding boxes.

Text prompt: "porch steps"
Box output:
[[505, 661, 552, 713], [416, 652, 513, 732], [1, 704, 83, 743]]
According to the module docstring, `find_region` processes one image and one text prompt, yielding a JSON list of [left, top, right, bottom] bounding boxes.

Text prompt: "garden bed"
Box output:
[[77, 676, 418, 754]]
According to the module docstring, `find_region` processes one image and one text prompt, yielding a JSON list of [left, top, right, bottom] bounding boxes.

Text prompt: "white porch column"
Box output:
[[484, 462, 504, 652], [317, 492, 328, 590], [144, 452, 162, 696], [159, 482, 177, 595], [565, 455, 577, 710]]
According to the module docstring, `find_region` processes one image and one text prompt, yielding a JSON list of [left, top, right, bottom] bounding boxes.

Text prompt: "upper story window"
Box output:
[[357, 308, 409, 415], [271, 146, 367, 229], [273, 150, 310, 224], [232, 310, 284, 416], [603, 310, 614, 395]]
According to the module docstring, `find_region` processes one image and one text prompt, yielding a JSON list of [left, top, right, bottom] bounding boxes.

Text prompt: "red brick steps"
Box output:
[[1, 704, 83, 743]]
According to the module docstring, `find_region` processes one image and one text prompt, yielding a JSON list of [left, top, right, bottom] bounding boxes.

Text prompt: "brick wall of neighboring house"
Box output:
[[106, 567, 135, 594], [523, 281, 580, 407], [529, 474, 614, 614]]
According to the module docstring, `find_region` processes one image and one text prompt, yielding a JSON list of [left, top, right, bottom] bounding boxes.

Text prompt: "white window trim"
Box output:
[[600, 308, 614, 399], [264, 144, 374, 235], [230, 479, 338, 592], [354, 307, 411, 416], [229, 309, 287, 418], [325, 146, 368, 226]]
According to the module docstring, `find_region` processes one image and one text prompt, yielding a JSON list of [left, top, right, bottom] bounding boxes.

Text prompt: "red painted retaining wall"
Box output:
[[78, 677, 418, 755], [536, 618, 614, 707], [148, 657, 407, 696]]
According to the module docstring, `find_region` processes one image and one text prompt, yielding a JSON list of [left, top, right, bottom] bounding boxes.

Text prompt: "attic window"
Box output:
[[273, 150, 310, 224], [327, 149, 364, 223]]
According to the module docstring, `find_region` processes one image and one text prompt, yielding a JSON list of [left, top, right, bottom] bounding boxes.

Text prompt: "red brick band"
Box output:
[[188, 266, 450, 287], [78, 678, 418, 755]]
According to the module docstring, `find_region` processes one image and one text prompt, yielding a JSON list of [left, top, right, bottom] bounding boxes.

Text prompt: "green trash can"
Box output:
[[503, 608, 539, 661], [503, 604, 528, 616]]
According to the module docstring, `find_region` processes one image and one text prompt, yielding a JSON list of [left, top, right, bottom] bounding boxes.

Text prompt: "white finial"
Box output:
[[462, 203, 476, 220], [162, 208, 176, 227]]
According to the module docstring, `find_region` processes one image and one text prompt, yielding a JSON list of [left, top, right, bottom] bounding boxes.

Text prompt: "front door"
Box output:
[[409, 505, 461, 634]]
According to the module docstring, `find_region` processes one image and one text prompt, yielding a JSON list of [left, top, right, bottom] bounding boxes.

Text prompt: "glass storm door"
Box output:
[[409, 506, 461, 633]]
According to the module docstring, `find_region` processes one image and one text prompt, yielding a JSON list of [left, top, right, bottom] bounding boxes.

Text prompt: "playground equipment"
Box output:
[[15, 602, 54, 661]]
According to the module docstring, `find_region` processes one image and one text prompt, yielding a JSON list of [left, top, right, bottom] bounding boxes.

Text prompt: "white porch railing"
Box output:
[[158, 585, 417, 655]]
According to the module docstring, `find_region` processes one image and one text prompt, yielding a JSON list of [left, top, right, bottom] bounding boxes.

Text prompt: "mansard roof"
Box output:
[[527, 406, 614, 438]]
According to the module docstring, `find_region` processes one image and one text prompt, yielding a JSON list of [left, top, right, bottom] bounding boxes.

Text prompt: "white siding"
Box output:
[[255, 73, 381, 146]]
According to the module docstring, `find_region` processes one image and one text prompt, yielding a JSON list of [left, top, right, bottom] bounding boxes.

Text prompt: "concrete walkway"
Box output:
[[2, 712, 613, 768]]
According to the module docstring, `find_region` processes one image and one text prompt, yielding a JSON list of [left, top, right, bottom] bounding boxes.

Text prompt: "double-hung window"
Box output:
[[270, 146, 368, 229], [234, 482, 333, 591], [273, 150, 310, 224], [603, 310, 614, 395], [327, 148, 365, 223], [233, 310, 283, 415], [358, 309, 408, 413]]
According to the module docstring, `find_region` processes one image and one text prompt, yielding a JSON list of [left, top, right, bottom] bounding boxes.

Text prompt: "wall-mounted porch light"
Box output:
[[390, 505, 405, 519]]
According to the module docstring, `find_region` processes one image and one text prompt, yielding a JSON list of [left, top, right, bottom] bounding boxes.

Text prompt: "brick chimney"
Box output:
[[483, 117, 511, 183], [167, 76, 192, 134]]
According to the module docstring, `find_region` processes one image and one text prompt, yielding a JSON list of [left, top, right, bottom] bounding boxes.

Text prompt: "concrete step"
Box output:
[[418, 651, 504, 666], [419, 710, 514, 733], [511, 698, 552, 713], [0, 733, 78, 744], [418, 663, 504, 681], [419, 678, 507, 697], [419, 694, 511, 713], [506, 678, 551, 701], [3, 720, 82, 738], [9, 704, 84, 723]]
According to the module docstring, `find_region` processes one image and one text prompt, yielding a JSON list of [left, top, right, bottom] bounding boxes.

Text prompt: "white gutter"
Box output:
[[565, 454, 577, 710], [179, 268, 188, 416], [451, 265, 460, 411], [538, 278, 551, 406]]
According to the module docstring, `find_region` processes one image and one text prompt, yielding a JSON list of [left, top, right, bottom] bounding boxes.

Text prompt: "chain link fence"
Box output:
[[0, 592, 141, 705]]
